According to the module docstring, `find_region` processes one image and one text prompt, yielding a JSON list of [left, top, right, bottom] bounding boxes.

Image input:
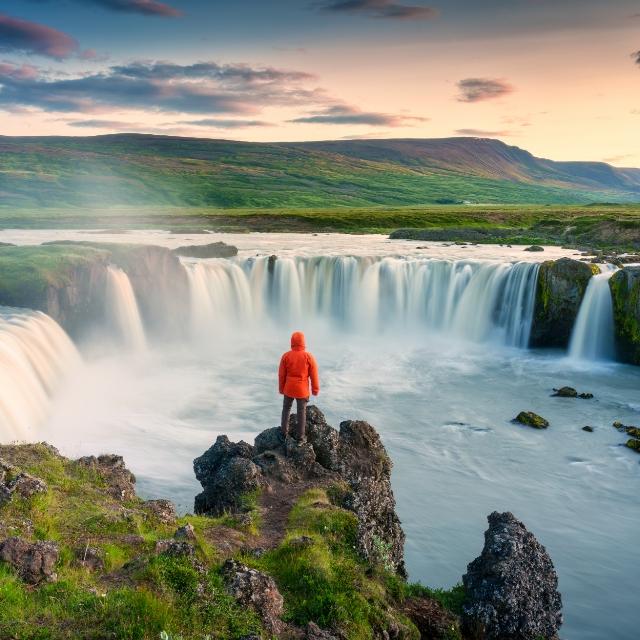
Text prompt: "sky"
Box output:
[[0, 0, 639, 165]]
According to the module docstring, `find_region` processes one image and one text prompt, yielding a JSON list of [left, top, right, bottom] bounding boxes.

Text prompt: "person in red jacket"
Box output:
[[279, 331, 320, 441]]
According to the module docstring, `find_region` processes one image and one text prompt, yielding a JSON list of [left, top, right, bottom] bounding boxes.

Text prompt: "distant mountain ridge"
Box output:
[[0, 134, 639, 208]]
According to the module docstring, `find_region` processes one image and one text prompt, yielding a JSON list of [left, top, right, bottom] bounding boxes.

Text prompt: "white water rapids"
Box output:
[[0, 232, 638, 640], [185, 256, 540, 349]]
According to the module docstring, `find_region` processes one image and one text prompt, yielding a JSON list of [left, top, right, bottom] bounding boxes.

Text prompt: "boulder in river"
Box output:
[[551, 386, 577, 398], [513, 411, 549, 429], [172, 241, 238, 259], [462, 511, 562, 640], [625, 439, 640, 453], [530, 258, 599, 348], [582, 426, 595, 433], [609, 266, 640, 365], [524, 245, 544, 252]]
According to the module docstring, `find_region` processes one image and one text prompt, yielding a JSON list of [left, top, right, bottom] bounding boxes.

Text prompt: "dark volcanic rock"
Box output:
[[582, 426, 595, 433], [193, 436, 261, 516], [0, 537, 59, 584], [222, 559, 284, 634], [401, 596, 461, 640], [75, 545, 105, 571], [305, 621, 338, 640], [609, 266, 640, 365], [173, 241, 238, 259], [154, 539, 196, 557], [626, 439, 640, 453], [530, 258, 598, 348], [194, 406, 406, 575], [524, 245, 544, 252], [336, 419, 406, 575], [144, 499, 177, 524], [462, 512, 562, 640], [0, 459, 47, 505], [551, 386, 577, 398], [77, 454, 136, 501], [513, 411, 549, 429]]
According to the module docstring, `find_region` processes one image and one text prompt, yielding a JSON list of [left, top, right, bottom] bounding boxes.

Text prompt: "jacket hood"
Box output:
[[290, 331, 306, 350]]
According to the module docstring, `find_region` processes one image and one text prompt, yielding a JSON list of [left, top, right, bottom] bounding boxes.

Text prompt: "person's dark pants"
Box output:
[[281, 395, 308, 440]]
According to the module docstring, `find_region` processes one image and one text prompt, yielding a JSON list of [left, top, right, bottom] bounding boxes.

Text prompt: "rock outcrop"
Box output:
[[173, 241, 238, 259], [530, 258, 599, 348], [222, 559, 284, 634], [77, 454, 136, 501], [194, 406, 406, 575], [609, 266, 640, 365], [0, 458, 47, 505], [462, 512, 562, 640], [0, 537, 59, 584]]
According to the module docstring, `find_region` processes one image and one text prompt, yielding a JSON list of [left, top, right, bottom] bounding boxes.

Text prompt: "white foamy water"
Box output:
[[106, 266, 147, 351], [569, 266, 617, 362], [0, 231, 638, 640], [0, 309, 81, 441]]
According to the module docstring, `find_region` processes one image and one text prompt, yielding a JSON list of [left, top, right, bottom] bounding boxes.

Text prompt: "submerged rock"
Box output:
[[0, 537, 59, 584], [194, 406, 406, 575], [612, 422, 640, 438], [530, 258, 599, 348], [513, 411, 549, 429], [462, 511, 562, 640], [172, 241, 238, 259], [578, 392, 594, 400], [625, 439, 640, 453], [551, 386, 577, 398], [222, 559, 284, 634], [609, 266, 640, 365], [582, 426, 595, 433]]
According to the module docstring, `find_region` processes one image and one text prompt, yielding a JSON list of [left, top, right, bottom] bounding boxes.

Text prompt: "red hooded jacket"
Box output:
[[278, 331, 320, 399]]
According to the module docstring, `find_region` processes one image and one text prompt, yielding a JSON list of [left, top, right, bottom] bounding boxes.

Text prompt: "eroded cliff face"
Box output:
[[530, 257, 599, 348], [0, 242, 189, 338], [609, 266, 640, 365]]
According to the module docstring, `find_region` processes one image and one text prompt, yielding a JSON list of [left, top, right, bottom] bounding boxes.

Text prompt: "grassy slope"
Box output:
[[1, 135, 640, 211], [0, 445, 463, 640]]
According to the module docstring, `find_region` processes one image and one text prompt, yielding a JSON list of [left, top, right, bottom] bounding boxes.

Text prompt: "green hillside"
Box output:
[[1, 134, 639, 210]]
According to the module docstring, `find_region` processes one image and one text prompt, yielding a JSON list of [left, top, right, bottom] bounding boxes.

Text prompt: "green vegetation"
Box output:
[[0, 446, 463, 640], [1, 135, 639, 211]]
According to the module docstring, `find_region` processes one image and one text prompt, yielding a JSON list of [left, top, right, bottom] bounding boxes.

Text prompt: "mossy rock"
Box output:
[[530, 258, 599, 348], [513, 412, 550, 429], [609, 266, 640, 365], [625, 439, 640, 453]]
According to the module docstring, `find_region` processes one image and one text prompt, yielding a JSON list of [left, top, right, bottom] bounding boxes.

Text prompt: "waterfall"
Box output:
[[184, 257, 540, 348], [0, 309, 81, 442], [106, 267, 147, 351], [568, 267, 617, 361]]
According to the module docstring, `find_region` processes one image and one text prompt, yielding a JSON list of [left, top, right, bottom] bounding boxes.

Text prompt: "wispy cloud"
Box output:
[[456, 78, 514, 103], [289, 104, 427, 125], [67, 118, 142, 128], [0, 12, 78, 59], [173, 118, 272, 128], [602, 153, 635, 164], [455, 128, 513, 137], [316, 0, 438, 20], [25, 0, 181, 18], [0, 60, 324, 115]]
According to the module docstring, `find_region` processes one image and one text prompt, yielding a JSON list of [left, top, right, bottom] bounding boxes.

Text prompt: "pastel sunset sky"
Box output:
[[1, 0, 639, 165]]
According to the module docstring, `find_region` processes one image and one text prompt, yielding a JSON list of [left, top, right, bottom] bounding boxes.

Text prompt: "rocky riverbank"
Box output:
[[0, 408, 563, 639]]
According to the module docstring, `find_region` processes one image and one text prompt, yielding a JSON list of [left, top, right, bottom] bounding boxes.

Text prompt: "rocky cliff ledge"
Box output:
[[530, 257, 599, 348], [609, 266, 640, 365], [0, 409, 563, 640]]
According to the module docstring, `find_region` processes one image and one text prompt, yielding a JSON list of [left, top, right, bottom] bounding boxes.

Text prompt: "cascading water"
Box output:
[[0, 309, 81, 441], [184, 256, 540, 348], [106, 266, 147, 351], [568, 266, 617, 361]]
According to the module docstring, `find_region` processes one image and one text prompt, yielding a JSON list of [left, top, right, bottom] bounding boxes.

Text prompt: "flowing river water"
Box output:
[[0, 231, 639, 639]]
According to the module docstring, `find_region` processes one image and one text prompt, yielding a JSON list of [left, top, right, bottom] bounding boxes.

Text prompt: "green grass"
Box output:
[[0, 447, 467, 640], [1, 135, 639, 210]]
